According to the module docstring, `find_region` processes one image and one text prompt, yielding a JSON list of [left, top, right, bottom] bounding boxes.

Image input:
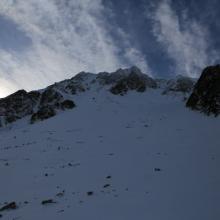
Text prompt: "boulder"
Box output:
[[186, 65, 220, 116], [0, 202, 17, 212], [61, 100, 76, 109], [41, 199, 55, 205]]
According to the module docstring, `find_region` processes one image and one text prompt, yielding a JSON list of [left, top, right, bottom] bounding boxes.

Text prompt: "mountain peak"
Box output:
[[114, 66, 143, 76], [0, 65, 219, 127]]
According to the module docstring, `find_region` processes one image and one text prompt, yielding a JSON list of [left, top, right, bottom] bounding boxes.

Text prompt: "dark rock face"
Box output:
[[30, 106, 56, 123], [61, 100, 76, 109], [0, 87, 76, 126], [109, 67, 157, 95], [110, 74, 146, 95], [50, 72, 91, 95], [64, 82, 85, 94], [40, 88, 63, 107], [162, 76, 195, 95], [186, 65, 220, 116], [28, 91, 41, 102], [0, 90, 40, 125], [30, 89, 76, 123]]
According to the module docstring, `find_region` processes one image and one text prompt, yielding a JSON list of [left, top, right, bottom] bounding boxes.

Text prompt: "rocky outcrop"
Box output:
[[0, 87, 76, 126], [50, 76, 86, 95], [105, 66, 157, 95], [0, 202, 17, 211], [110, 75, 156, 95], [186, 65, 220, 116], [64, 81, 85, 94], [0, 90, 40, 125], [60, 100, 76, 109], [30, 106, 56, 123], [40, 89, 63, 107], [162, 76, 195, 95], [30, 89, 75, 123], [110, 74, 146, 95]]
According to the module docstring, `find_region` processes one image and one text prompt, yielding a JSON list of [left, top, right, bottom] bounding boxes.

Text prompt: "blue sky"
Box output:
[[0, 0, 219, 97]]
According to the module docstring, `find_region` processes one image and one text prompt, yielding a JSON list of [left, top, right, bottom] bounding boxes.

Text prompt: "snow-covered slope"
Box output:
[[0, 67, 219, 220]]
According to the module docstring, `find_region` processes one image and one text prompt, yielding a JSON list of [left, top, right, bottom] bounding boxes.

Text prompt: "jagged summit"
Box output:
[[0, 66, 157, 127], [0, 65, 218, 127], [114, 66, 143, 76], [67, 66, 143, 82]]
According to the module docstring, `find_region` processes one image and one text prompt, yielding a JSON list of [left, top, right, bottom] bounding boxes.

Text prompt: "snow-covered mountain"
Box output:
[[0, 66, 197, 127], [0, 65, 219, 220]]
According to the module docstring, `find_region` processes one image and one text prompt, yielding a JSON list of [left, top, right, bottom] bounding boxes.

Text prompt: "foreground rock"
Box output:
[[186, 65, 220, 116], [0, 202, 17, 212], [41, 199, 56, 205]]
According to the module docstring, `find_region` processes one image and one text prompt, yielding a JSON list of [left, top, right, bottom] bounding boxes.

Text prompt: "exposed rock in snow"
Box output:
[[50, 73, 88, 95], [0, 87, 76, 126], [96, 66, 144, 85], [31, 97, 75, 123], [0, 90, 40, 126], [30, 105, 57, 123], [186, 65, 220, 116], [162, 75, 195, 95], [0, 202, 17, 212], [109, 67, 157, 95], [30, 88, 76, 123], [60, 100, 76, 109], [41, 199, 56, 205], [96, 66, 157, 95], [40, 88, 63, 106]]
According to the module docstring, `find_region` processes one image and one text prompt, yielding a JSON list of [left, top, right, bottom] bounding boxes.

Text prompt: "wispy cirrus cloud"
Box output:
[[149, 0, 218, 77], [0, 0, 151, 97]]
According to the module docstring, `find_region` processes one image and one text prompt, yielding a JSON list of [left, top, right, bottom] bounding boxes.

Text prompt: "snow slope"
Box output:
[[0, 85, 219, 219]]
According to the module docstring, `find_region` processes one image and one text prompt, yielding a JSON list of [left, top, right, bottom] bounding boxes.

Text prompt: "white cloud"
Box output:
[[0, 0, 151, 97], [116, 27, 153, 76], [149, 0, 218, 77]]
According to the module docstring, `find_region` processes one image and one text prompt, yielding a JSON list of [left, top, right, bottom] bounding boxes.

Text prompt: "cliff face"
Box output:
[[186, 65, 220, 116], [0, 88, 76, 126], [0, 90, 40, 126]]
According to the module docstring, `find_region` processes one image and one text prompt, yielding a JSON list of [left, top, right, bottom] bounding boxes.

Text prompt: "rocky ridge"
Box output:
[[0, 65, 218, 127]]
